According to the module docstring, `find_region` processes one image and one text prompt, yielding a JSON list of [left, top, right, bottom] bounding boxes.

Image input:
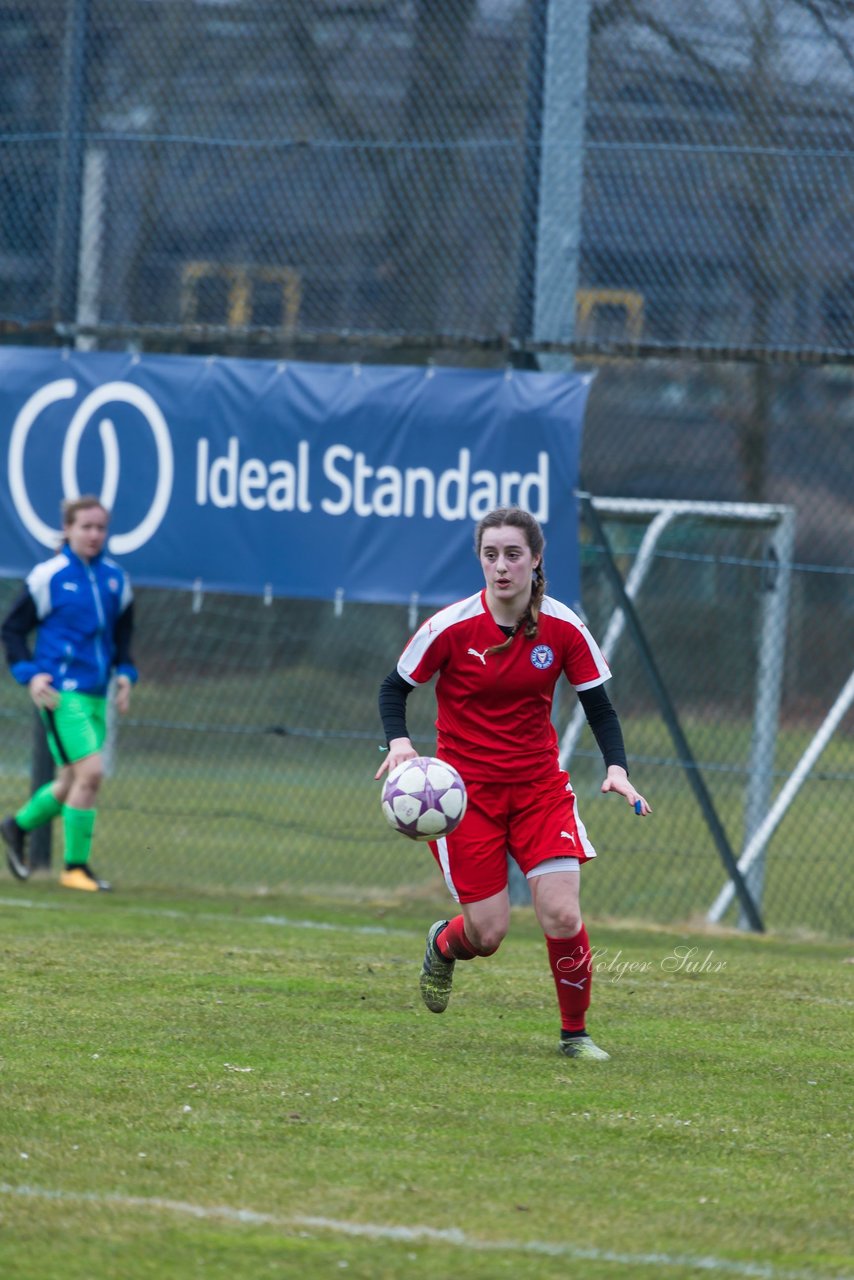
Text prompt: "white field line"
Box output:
[[0, 895, 412, 937], [0, 1183, 844, 1280], [1, 896, 852, 1008]]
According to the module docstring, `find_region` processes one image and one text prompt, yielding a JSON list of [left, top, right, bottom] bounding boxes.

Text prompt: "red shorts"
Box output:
[[428, 770, 597, 904]]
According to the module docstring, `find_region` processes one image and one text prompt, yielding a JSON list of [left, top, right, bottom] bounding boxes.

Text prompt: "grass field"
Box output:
[[1, 884, 851, 1280]]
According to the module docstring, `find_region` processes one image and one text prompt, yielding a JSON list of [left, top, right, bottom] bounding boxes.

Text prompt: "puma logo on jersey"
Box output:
[[560, 830, 577, 845], [467, 647, 488, 665], [559, 977, 587, 989]]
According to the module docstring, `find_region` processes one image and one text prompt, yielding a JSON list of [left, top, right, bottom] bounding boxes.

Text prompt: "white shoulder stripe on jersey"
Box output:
[[574, 673, 611, 691], [26, 554, 70, 620], [540, 594, 611, 686], [540, 595, 589, 629], [398, 591, 484, 684]]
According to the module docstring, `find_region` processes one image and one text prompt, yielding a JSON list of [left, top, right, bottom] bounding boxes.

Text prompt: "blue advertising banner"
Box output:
[[0, 348, 592, 606]]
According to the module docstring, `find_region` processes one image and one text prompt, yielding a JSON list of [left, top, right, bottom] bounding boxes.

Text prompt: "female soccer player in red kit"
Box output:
[[376, 506, 650, 1059]]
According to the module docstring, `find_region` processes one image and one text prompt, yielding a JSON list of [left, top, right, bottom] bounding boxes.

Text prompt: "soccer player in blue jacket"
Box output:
[[1, 496, 138, 891]]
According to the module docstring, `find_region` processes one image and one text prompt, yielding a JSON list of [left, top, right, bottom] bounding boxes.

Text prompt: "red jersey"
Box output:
[[398, 589, 610, 783]]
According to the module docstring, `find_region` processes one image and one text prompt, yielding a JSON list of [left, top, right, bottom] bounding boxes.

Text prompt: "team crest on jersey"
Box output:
[[108, 577, 120, 592], [531, 644, 554, 669]]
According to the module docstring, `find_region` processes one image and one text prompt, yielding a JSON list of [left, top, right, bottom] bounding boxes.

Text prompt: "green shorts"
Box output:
[[41, 691, 107, 767]]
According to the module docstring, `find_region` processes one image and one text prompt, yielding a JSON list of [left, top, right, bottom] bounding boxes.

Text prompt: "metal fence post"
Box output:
[[29, 711, 55, 869], [51, 0, 90, 325]]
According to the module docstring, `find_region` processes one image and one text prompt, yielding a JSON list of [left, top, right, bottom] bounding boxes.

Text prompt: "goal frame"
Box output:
[[560, 495, 796, 926]]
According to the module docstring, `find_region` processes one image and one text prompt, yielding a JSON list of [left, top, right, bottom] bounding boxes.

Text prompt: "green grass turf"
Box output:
[[0, 887, 851, 1279]]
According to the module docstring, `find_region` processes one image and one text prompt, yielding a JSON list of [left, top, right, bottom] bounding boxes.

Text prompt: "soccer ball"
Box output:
[[381, 755, 468, 842]]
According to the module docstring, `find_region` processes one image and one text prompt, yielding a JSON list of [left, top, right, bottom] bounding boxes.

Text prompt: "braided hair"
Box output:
[[475, 507, 547, 655]]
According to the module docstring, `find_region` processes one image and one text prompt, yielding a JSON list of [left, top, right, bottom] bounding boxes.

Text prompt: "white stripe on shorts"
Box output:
[[526, 856, 581, 879], [434, 836, 461, 903]]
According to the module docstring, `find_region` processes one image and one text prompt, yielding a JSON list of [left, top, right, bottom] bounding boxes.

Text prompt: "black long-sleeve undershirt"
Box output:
[[1, 588, 38, 667], [577, 682, 628, 773], [378, 668, 629, 774], [378, 668, 415, 744]]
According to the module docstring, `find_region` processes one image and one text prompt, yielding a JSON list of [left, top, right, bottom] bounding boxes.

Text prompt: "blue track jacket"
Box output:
[[1, 548, 138, 696]]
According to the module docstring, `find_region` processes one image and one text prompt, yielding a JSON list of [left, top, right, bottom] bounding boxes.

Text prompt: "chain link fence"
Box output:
[[1, 484, 851, 936], [1, 1, 852, 357], [0, 2, 852, 933]]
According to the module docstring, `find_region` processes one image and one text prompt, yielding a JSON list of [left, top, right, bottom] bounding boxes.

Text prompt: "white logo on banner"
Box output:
[[8, 379, 174, 553]]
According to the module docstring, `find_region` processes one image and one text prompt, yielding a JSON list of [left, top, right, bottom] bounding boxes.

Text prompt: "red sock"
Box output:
[[546, 926, 592, 1033], [435, 915, 496, 960]]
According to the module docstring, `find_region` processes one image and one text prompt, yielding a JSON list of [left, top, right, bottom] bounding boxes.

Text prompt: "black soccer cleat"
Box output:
[[559, 1032, 610, 1060], [2, 816, 29, 881], [419, 920, 455, 1013]]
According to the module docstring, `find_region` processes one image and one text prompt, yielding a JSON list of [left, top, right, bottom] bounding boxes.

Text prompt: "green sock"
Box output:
[[16, 782, 63, 832], [62, 806, 97, 865]]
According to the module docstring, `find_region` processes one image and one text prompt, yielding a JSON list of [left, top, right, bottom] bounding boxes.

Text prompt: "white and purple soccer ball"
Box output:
[[381, 755, 468, 842]]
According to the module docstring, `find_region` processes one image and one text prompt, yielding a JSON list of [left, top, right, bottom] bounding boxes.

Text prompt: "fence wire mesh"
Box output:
[[0, 2, 852, 934], [1, 494, 851, 936], [1, 0, 852, 358]]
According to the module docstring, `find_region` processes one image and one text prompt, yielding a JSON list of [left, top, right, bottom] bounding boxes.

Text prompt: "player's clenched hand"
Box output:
[[115, 675, 132, 714], [375, 737, 418, 780], [28, 673, 59, 711], [600, 764, 651, 816]]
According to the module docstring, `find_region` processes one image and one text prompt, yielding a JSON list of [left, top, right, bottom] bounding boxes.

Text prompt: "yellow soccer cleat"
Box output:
[[60, 864, 112, 892]]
